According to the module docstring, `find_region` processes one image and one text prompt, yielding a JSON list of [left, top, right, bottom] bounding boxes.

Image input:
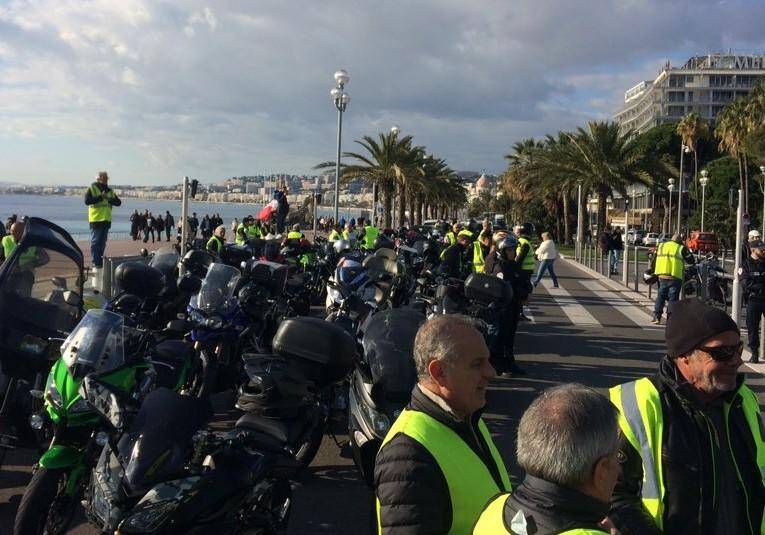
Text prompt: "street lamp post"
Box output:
[[331, 69, 350, 224], [760, 166, 765, 236], [623, 195, 630, 284], [700, 169, 709, 232], [668, 178, 675, 235], [390, 125, 400, 224], [677, 144, 691, 236]]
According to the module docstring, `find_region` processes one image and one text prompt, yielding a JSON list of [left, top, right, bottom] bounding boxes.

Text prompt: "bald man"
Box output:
[[1, 221, 24, 263]]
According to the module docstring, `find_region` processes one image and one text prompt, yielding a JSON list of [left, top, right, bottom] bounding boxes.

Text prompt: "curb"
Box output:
[[560, 255, 765, 376]]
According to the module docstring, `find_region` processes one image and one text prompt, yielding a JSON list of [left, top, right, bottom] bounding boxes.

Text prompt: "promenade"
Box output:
[[2, 258, 763, 533]]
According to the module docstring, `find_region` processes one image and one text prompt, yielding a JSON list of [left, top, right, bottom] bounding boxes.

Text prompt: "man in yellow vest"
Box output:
[[286, 223, 304, 241], [444, 222, 460, 247], [472, 231, 491, 273], [235, 216, 252, 245], [375, 315, 510, 534], [328, 223, 342, 242], [514, 223, 535, 321], [609, 299, 765, 535], [206, 225, 226, 255], [0, 221, 24, 263], [650, 233, 694, 324], [474, 384, 621, 534], [84, 171, 121, 268], [361, 217, 380, 251]]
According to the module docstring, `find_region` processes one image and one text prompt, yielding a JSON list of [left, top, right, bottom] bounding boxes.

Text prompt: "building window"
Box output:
[[668, 91, 685, 102], [668, 105, 685, 117], [712, 90, 733, 102], [687, 91, 693, 102], [669, 75, 686, 88], [710, 75, 734, 88]]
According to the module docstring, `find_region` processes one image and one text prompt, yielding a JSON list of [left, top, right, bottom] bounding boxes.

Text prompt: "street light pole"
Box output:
[[668, 179, 675, 235], [760, 166, 765, 237], [623, 195, 630, 285], [677, 145, 690, 236], [576, 183, 583, 260], [331, 69, 350, 224], [700, 169, 709, 233]]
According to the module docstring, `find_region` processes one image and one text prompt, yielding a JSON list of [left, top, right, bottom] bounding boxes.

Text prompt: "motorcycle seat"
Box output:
[[235, 413, 303, 446]]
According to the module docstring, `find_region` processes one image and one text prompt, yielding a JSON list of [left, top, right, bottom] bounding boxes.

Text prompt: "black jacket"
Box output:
[[484, 252, 529, 303], [610, 356, 765, 535], [740, 255, 765, 300], [374, 386, 507, 535], [496, 475, 609, 534], [439, 243, 468, 279]]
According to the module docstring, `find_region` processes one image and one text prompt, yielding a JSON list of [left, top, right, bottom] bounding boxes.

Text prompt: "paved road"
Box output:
[[2, 258, 764, 534]]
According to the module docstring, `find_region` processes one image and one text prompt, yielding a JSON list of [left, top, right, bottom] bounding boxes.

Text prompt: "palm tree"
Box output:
[[314, 132, 417, 227], [525, 121, 668, 231], [716, 98, 750, 210], [676, 113, 709, 201]]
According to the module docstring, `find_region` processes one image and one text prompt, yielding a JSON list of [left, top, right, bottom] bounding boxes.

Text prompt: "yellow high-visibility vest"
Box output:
[[376, 409, 511, 535], [516, 237, 535, 271], [654, 241, 684, 280], [87, 184, 115, 223], [472, 241, 485, 273]]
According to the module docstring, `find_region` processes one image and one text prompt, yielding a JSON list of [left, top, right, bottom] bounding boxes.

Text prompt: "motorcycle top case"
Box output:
[[272, 317, 357, 386], [245, 260, 289, 296], [464, 272, 510, 304], [114, 261, 165, 299]]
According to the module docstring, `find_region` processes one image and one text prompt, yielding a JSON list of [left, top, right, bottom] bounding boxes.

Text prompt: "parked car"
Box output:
[[686, 231, 720, 254], [658, 233, 671, 244], [643, 233, 659, 246], [626, 230, 644, 246]]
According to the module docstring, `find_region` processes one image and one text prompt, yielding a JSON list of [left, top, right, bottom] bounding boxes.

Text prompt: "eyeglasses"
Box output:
[[696, 341, 744, 362]]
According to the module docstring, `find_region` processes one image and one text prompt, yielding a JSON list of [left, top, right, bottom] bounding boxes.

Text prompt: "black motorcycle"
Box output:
[[0, 217, 84, 468], [347, 308, 424, 487]]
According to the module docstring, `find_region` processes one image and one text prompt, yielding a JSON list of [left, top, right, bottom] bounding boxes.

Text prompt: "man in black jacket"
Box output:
[[740, 239, 765, 363], [374, 315, 511, 534], [473, 384, 620, 534], [609, 299, 765, 535], [438, 231, 472, 279]]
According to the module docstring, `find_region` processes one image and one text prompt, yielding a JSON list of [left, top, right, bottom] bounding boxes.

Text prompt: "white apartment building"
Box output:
[[615, 53, 765, 134]]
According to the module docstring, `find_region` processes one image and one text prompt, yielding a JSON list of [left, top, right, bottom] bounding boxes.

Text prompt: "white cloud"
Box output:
[[0, 0, 764, 185]]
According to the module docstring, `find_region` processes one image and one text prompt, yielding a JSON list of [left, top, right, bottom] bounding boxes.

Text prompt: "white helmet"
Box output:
[[749, 229, 761, 239], [334, 239, 351, 254]]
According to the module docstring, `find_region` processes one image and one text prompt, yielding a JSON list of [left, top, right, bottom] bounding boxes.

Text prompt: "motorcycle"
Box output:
[[13, 309, 174, 535], [236, 317, 357, 477], [0, 217, 85, 468], [348, 308, 424, 486], [683, 253, 729, 310]]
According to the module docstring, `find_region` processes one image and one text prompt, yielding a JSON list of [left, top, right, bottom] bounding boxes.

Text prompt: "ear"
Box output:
[[428, 359, 446, 387]]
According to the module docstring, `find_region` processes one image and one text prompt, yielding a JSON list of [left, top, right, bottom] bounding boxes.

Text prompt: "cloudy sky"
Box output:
[[1, 0, 765, 186]]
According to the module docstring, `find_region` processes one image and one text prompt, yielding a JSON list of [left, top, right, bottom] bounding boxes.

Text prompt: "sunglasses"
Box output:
[[696, 341, 744, 362]]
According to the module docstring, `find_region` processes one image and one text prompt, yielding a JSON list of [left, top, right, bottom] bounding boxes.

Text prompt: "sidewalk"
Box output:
[[560, 255, 765, 375]]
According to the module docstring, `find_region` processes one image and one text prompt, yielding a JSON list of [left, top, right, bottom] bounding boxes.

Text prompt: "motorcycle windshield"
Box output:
[[361, 308, 424, 402], [191, 263, 241, 313], [149, 247, 180, 279], [61, 309, 125, 375], [122, 388, 213, 492]]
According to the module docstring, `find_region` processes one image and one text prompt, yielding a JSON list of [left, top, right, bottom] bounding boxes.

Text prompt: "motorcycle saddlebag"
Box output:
[[464, 272, 509, 304], [272, 317, 357, 386], [246, 260, 289, 296]]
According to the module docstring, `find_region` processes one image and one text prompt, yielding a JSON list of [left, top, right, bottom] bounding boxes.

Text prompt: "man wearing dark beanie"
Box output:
[[608, 299, 765, 535]]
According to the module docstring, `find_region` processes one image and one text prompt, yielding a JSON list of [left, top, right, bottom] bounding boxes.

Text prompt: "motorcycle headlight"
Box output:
[[44, 375, 63, 410], [202, 316, 223, 329], [120, 500, 179, 532], [362, 404, 390, 437]]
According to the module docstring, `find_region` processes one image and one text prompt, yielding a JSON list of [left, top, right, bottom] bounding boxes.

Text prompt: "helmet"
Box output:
[[181, 249, 214, 278], [519, 222, 534, 236], [643, 270, 658, 285], [334, 239, 351, 254], [457, 229, 474, 240], [749, 229, 761, 240], [373, 235, 395, 251], [497, 236, 518, 254]]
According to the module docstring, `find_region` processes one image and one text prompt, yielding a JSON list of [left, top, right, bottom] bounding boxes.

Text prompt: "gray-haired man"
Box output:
[[374, 315, 511, 534], [473, 384, 620, 534]]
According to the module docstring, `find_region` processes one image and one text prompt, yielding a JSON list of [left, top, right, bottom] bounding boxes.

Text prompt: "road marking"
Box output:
[[522, 306, 535, 323], [540, 279, 601, 326], [579, 280, 658, 330]]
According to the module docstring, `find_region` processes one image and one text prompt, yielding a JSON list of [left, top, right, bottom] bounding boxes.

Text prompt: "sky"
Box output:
[[2, 0, 765, 186]]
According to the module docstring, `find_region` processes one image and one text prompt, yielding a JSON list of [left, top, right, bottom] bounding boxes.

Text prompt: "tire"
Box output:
[[191, 349, 217, 399], [292, 414, 326, 478], [13, 467, 78, 535]]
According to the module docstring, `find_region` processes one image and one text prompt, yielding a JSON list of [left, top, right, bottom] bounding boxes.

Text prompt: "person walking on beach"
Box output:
[[84, 171, 121, 269], [189, 212, 199, 238], [130, 210, 140, 241], [155, 215, 165, 241], [144, 212, 155, 243], [533, 232, 559, 287], [164, 211, 174, 242]]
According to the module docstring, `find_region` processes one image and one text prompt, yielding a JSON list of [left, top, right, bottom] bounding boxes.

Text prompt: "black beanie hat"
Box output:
[[665, 299, 739, 358]]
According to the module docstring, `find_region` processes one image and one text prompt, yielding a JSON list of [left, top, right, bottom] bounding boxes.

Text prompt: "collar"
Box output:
[[417, 384, 465, 422], [505, 474, 608, 533]]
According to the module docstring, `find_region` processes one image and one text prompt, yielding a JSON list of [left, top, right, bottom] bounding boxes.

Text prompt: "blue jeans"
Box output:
[[609, 249, 621, 271], [90, 225, 109, 268], [533, 259, 558, 286], [654, 278, 681, 320]]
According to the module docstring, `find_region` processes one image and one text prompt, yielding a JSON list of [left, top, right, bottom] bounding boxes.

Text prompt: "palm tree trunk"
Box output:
[[555, 200, 563, 243], [597, 186, 609, 231], [416, 196, 424, 225], [744, 153, 750, 214], [383, 185, 393, 228], [693, 151, 699, 203]]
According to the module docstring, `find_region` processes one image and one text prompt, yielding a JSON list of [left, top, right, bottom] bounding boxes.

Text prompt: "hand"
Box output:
[[598, 517, 620, 535]]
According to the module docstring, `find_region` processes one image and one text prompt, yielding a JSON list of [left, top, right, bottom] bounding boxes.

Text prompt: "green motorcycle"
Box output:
[[14, 308, 190, 535]]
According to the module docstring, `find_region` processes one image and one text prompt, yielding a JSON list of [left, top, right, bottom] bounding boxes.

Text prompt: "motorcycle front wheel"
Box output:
[[13, 467, 79, 535]]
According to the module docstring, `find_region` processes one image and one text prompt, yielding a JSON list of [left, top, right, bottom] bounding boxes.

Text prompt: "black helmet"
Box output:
[[497, 236, 518, 254], [181, 249, 214, 279], [520, 222, 534, 236], [373, 235, 395, 251]]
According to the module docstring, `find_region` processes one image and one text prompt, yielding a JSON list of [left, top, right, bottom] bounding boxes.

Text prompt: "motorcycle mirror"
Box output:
[[140, 248, 149, 258], [63, 290, 83, 308], [50, 276, 67, 290]]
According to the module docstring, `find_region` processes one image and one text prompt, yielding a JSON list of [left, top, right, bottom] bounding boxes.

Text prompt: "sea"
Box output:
[[0, 194, 365, 240]]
